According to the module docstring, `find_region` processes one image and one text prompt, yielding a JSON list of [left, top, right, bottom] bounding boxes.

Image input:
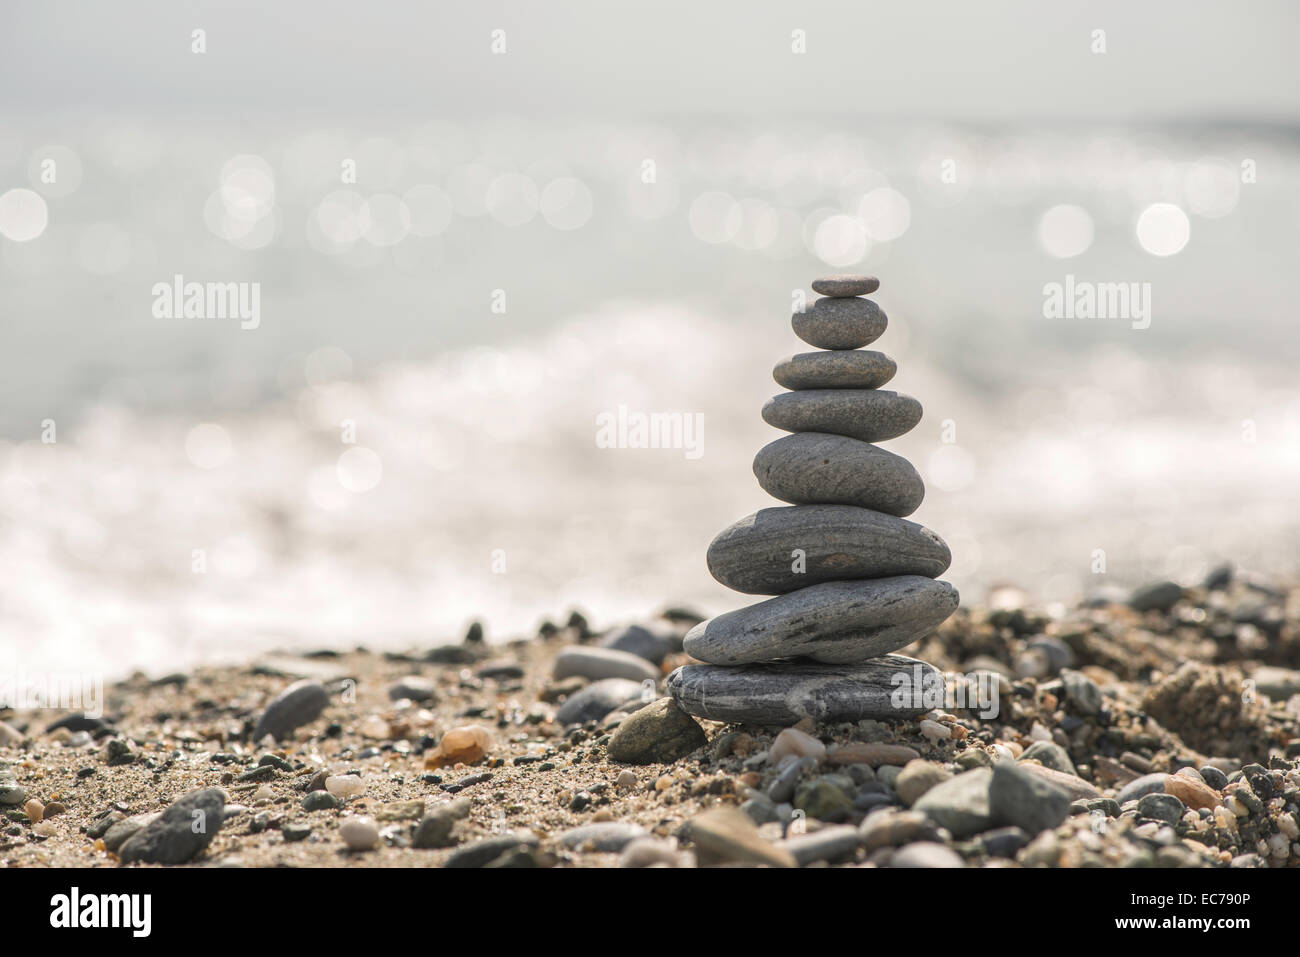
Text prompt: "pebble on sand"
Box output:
[[553, 646, 659, 684], [555, 678, 645, 725], [339, 815, 380, 851], [689, 808, 797, 868], [424, 725, 492, 769], [252, 679, 329, 742], [988, 761, 1071, 834], [118, 788, 226, 865], [325, 774, 367, 799], [606, 698, 707, 765], [912, 768, 994, 839]]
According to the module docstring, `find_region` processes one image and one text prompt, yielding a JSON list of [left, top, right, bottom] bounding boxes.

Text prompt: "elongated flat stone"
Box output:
[[753, 432, 924, 516], [667, 655, 941, 725], [706, 504, 950, 594], [762, 390, 922, 443], [684, 577, 959, 665], [553, 646, 659, 684], [792, 297, 887, 350], [811, 275, 879, 298], [773, 351, 896, 390]]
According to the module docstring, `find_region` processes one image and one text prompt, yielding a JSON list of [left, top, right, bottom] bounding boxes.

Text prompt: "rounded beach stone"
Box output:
[[811, 274, 879, 298], [683, 577, 959, 665], [555, 678, 645, 725], [762, 390, 922, 443], [706, 504, 951, 595], [666, 654, 941, 725], [606, 698, 707, 764], [773, 350, 896, 390], [791, 297, 886, 350], [753, 432, 924, 516], [252, 679, 329, 742], [118, 788, 226, 865], [553, 646, 659, 684]]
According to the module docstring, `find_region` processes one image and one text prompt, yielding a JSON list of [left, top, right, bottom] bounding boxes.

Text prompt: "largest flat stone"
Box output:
[[706, 504, 951, 594], [753, 432, 924, 516], [762, 390, 922, 443], [667, 655, 941, 725], [684, 577, 958, 665]]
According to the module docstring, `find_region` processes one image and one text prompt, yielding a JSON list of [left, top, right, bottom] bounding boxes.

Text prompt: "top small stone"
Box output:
[[811, 275, 879, 298]]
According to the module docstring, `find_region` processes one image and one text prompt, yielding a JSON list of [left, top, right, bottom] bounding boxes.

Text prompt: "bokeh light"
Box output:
[[1037, 203, 1094, 258], [1136, 202, 1190, 256], [0, 188, 49, 242]]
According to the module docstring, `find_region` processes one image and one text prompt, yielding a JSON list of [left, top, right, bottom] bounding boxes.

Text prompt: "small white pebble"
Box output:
[[339, 815, 379, 851], [253, 784, 274, 802], [1225, 794, 1249, 818], [1028, 722, 1052, 742], [359, 715, 390, 739], [326, 775, 366, 799], [990, 744, 1015, 761], [615, 770, 637, 790], [1277, 814, 1299, 840], [1267, 833, 1290, 858], [919, 719, 951, 742], [33, 820, 57, 837]]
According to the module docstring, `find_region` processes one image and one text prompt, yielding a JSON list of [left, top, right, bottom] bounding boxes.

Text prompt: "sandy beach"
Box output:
[[3, 568, 1298, 869]]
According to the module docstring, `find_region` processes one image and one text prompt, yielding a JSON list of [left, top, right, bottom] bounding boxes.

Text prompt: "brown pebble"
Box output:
[[42, 801, 67, 818], [1166, 774, 1221, 810]]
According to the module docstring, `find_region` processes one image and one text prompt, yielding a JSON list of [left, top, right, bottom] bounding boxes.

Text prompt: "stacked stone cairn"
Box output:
[[667, 275, 956, 725]]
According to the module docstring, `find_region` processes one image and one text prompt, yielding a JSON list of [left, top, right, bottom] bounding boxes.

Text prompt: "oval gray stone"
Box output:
[[811, 274, 879, 298], [119, 788, 226, 865], [666, 654, 941, 725], [555, 821, 649, 852], [555, 677, 646, 725], [553, 646, 659, 684], [791, 297, 887, 349], [706, 504, 951, 595], [252, 679, 329, 742], [773, 350, 896, 390], [684, 577, 959, 665], [753, 432, 924, 516], [762, 390, 922, 443], [599, 624, 673, 665]]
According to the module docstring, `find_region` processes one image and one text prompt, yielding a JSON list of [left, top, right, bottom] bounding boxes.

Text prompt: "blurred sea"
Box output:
[[3, 117, 1299, 677]]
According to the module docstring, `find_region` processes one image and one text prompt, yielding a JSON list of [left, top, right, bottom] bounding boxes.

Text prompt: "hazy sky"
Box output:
[[3, 0, 1298, 123]]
